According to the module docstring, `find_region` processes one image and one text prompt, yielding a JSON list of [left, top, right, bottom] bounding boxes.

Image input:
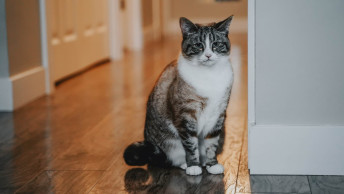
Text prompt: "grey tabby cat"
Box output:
[[124, 16, 234, 176]]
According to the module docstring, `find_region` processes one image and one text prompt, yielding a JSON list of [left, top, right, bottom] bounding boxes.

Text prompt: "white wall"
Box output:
[[249, 0, 344, 175], [255, 0, 344, 125], [0, 0, 9, 77], [6, 0, 42, 76], [0, 0, 45, 111], [120, 0, 143, 51]]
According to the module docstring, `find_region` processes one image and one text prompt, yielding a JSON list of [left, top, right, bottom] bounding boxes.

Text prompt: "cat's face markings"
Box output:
[[179, 16, 233, 66]]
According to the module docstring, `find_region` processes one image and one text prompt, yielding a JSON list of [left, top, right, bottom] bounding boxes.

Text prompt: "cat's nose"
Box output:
[[205, 54, 212, 59]]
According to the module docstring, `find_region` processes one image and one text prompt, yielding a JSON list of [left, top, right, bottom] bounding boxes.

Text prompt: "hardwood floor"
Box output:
[[0, 34, 343, 193]]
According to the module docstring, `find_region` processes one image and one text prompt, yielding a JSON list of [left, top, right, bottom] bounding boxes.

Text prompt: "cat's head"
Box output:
[[179, 16, 233, 66]]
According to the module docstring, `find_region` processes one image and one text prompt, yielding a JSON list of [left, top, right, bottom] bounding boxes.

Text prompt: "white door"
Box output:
[[46, 0, 109, 82]]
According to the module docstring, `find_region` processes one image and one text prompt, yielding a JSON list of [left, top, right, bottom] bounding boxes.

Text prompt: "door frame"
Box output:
[[39, 0, 53, 94]]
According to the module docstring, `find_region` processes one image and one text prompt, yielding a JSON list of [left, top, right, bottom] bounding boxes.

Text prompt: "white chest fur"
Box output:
[[177, 55, 233, 136]]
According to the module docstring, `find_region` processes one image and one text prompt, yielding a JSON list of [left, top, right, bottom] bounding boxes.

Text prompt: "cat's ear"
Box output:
[[180, 17, 198, 36], [214, 15, 234, 34]]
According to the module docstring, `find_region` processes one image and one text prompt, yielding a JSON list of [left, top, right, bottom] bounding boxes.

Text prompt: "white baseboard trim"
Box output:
[[163, 17, 247, 36], [248, 125, 344, 175], [0, 66, 46, 111]]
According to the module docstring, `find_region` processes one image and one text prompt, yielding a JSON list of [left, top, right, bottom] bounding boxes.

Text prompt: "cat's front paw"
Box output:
[[186, 166, 202, 176], [206, 164, 224, 174]]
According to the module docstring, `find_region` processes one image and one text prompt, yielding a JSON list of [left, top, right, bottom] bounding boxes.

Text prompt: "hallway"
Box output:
[[0, 33, 248, 193], [1, 33, 343, 193]]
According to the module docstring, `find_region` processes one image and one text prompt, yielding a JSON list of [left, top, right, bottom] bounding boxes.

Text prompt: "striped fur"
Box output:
[[124, 16, 234, 176]]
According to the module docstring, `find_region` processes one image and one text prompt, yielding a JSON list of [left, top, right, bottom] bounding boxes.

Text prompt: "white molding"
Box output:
[[249, 125, 344, 175], [11, 66, 46, 109], [108, 0, 123, 60], [247, 0, 256, 170], [125, 0, 143, 51], [248, 0, 255, 125], [0, 66, 46, 111], [163, 17, 248, 36], [39, 0, 54, 94]]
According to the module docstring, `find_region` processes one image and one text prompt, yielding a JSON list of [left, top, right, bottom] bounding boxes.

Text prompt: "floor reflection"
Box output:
[[124, 166, 224, 193], [0, 34, 249, 192]]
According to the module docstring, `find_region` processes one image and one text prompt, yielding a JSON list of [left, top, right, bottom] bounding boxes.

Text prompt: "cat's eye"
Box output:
[[193, 43, 203, 51], [212, 42, 224, 51], [194, 43, 202, 47]]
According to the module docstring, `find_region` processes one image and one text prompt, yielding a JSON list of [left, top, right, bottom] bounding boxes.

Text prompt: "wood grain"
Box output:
[[235, 120, 251, 193], [0, 34, 251, 192], [220, 117, 245, 194], [15, 170, 104, 193], [222, 34, 248, 194], [2, 31, 341, 194]]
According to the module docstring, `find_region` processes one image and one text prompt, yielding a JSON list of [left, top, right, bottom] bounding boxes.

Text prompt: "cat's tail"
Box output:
[[123, 141, 169, 167]]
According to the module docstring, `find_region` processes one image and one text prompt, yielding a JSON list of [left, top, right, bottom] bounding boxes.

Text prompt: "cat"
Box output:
[[124, 16, 234, 176]]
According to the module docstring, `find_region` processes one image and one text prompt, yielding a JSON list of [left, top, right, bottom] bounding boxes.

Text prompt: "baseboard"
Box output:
[[55, 58, 109, 86], [164, 17, 247, 36], [0, 66, 46, 111], [248, 125, 344, 175]]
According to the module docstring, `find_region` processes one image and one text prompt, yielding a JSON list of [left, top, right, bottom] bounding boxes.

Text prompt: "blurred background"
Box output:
[[0, 0, 247, 110], [0, 0, 249, 192], [1, 0, 344, 193]]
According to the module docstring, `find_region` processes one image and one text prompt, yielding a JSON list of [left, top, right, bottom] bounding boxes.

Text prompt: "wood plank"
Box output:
[[89, 34, 249, 194], [235, 120, 251, 193], [220, 117, 245, 194], [88, 115, 243, 193], [0, 129, 53, 190], [222, 34, 248, 194], [0, 63, 122, 190], [0, 36, 181, 191], [49, 97, 146, 171], [0, 34, 251, 192], [47, 38, 183, 172], [15, 170, 104, 193], [308, 176, 344, 194]]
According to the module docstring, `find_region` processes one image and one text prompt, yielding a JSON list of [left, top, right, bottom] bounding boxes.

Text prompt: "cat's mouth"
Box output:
[[203, 59, 213, 62], [201, 59, 216, 66]]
